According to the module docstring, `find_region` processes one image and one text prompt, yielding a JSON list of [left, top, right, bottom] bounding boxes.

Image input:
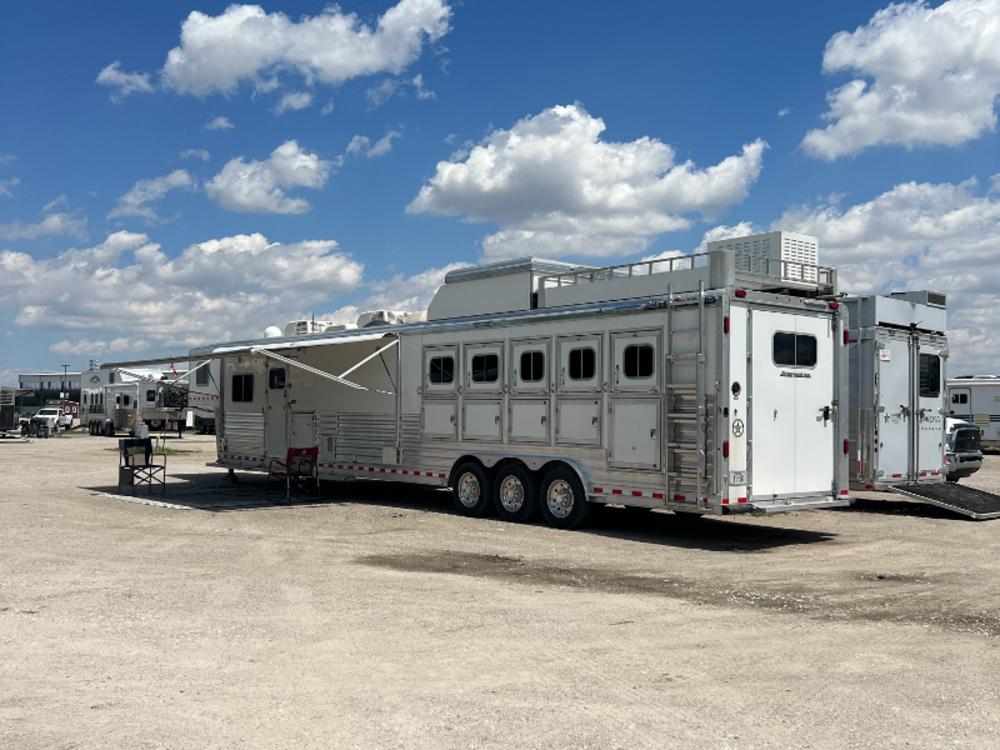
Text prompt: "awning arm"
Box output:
[[165, 359, 211, 386], [338, 338, 399, 379], [250, 347, 394, 396]]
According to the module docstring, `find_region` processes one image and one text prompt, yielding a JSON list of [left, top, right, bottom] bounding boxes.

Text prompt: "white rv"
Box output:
[[947, 376, 1000, 448], [186, 359, 221, 434], [81, 365, 188, 436], [845, 291, 948, 490], [108, 233, 851, 526]]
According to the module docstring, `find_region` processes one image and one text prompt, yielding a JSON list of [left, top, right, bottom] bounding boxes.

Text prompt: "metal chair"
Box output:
[[119, 438, 166, 494], [267, 447, 320, 501]]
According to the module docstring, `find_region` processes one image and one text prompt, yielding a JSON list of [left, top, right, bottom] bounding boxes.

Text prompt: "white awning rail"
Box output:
[[250, 346, 394, 396]]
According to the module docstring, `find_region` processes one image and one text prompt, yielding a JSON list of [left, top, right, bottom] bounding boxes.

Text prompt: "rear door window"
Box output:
[[919, 354, 941, 398], [773, 332, 817, 367]]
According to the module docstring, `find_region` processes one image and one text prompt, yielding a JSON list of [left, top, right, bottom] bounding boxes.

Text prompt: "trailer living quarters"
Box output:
[[106, 238, 851, 527], [845, 291, 948, 489]]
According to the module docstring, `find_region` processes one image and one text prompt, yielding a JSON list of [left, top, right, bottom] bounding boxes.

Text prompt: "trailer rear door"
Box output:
[[877, 336, 911, 481], [916, 346, 945, 476], [750, 310, 834, 498]]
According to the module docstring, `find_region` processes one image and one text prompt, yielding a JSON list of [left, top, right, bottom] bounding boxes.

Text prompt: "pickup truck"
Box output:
[[32, 407, 72, 432], [945, 418, 983, 482]]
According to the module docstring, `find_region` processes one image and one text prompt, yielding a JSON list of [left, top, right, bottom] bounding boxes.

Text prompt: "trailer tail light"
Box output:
[[843, 329, 850, 345], [734, 289, 747, 298], [829, 301, 840, 311], [843, 438, 850, 455], [723, 315, 730, 334], [839, 489, 849, 496], [722, 440, 729, 458]]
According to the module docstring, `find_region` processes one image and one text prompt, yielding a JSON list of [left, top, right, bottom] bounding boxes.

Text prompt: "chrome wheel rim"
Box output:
[[499, 475, 525, 513], [457, 472, 481, 508], [546, 479, 575, 519]]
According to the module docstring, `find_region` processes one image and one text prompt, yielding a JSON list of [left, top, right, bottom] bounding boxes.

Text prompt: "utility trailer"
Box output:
[[106, 234, 851, 527], [845, 291, 948, 489], [947, 376, 1000, 448]]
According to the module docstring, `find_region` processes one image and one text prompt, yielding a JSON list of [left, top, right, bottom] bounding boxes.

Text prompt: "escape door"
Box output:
[[916, 344, 945, 476], [876, 335, 911, 481], [750, 310, 835, 497], [264, 365, 289, 458]]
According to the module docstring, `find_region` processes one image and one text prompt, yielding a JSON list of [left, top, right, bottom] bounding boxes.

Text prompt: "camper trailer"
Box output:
[[81, 365, 188, 436], [948, 376, 1000, 448], [845, 291, 948, 490], [186, 359, 221, 434], [108, 232, 851, 526]]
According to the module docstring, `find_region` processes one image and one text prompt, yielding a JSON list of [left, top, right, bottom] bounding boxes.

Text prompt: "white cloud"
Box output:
[[50, 337, 144, 357], [180, 148, 210, 161], [205, 115, 234, 131], [777, 106, 791, 117], [803, 0, 1000, 159], [0, 176, 18, 197], [108, 169, 195, 223], [0, 199, 87, 241], [363, 261, 469, 311], [205, 140, 331, 214], [160, 1, 451, 96], [776, 175, 1000, 372], [0, 154, 15, 166], [407, 103, 766, 260], [273, 90, 313, 115], [346, 130, 402, 159], [367, 73, 435, 107], [345, 135, 371, 157], [0, 231, 364, 354], [95, 61, 155, 101]]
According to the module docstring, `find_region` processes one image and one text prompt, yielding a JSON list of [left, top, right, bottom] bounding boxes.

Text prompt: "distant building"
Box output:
[[17, 371, 82, 410]]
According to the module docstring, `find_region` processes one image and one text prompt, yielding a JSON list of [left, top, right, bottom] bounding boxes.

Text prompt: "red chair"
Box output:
[[266, 447, 320, 501]]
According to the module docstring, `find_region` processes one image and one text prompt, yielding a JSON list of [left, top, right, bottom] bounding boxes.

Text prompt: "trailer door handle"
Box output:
[[821, 405, 831, 424]]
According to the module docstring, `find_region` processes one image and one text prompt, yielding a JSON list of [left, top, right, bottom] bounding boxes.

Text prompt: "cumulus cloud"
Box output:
[[108, 169, 195, 223], [96, 61, 155, 101], [776, 175, 1000, 372], [180, 148, 210, 161], [50, 337, 145, 357], [407, 103, 766, 260], [0, 231, 364, 354], [0, 176, 18, 197], [0, 199, 87, 241], [159, 1, 451, 96], [204, 115, 234, 131], [366, 73, 436, 107], [364, 261, 469, 311], [345, 129, 402, 159], [205, 140, 331, 214], [803, 0, 1000, 159], [273, 90, 313, 114]]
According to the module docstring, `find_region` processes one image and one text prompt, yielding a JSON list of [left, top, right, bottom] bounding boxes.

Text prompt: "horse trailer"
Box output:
[[845, 291, 948, 490], [107, 235, 851, 526], [81, 364, 188, 436], [948, 376, 1000, 448]]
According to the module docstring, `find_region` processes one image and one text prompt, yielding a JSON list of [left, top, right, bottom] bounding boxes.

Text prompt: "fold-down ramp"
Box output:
[[892, 483, 1000, 520]]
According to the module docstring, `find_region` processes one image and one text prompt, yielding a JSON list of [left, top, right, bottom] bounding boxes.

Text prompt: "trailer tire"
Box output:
[[103, 421, 115, 437], [451, 461, 492, 517], [493, 464, 538, 522], [539, 466, 590, 530]]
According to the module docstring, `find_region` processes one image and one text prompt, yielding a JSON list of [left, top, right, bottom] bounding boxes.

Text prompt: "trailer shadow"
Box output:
[[83, 470, 833, 551]]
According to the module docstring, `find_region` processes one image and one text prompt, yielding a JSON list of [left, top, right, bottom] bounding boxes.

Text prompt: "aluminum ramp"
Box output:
[[892, 483, 1000, 520]]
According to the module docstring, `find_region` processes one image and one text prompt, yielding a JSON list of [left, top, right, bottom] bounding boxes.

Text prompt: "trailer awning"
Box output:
[[101, 331, 396, 370]]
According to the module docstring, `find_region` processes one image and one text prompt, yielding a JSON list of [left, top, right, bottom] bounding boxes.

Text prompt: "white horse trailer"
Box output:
[[845, 291, 948, 490], [81, 365, 188, 436], [107, 242, 851, 526], [948, 376, 1000, 448], [186, 359, 221, 434]]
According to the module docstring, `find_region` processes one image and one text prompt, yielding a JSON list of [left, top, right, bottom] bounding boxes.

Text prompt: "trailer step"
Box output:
[[892, 482, 1000, 520], [665, 384, 696, 391], [666, 413, 698, 421]]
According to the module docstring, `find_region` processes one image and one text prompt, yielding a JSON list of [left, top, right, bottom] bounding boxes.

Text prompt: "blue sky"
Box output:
[[1, 0, 999, 381]]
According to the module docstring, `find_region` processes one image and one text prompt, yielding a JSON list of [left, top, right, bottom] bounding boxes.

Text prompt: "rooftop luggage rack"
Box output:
[[535, 249, 837, 307]]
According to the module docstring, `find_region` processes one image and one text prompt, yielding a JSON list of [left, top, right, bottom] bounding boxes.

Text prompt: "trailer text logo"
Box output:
[[779, 371, 812, 379]]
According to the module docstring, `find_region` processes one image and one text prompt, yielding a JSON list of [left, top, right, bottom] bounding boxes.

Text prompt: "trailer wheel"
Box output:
[[452, 461, 492, 517], [493, 464, 538, 522], [539, 466, 590, 530], [103, 421, 115, 437]]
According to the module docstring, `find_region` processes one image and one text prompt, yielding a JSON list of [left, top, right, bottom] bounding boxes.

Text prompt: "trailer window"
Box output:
[[268, 368, 286, 390], [471, 354, 499, 383], [195, 366, 210, 386], [773, 333, 817, 367], [952, 393, 968, 405], [429, 356, 454, 384], [232, 373, 254, 402], [920, 354, 941, 398], [623, 344, 654, 378], [146, 389, 156, 402], [122, 394, 131, 407], [108, 371, 116, 384], [568, 347, 596, 380], [520, 351, 545, 382]]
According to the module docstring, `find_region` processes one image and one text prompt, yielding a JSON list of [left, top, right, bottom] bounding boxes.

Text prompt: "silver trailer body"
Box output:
[[81, 366, 188, 435], [110, 242, 850, 521], [845, 291, 948, 489], [186, 359, 221, 433], [947, 377, 1000, 448]]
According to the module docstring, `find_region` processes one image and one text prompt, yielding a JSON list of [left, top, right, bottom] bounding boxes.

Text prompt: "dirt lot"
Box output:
[[2, 434, 999, 749]]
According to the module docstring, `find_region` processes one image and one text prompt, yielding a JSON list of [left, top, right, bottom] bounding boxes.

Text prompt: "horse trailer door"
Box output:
[[264, 365, 288, 458], [877, 336, 911, 481], [750, 310, 834, 497], [916, 345, 945, 476]]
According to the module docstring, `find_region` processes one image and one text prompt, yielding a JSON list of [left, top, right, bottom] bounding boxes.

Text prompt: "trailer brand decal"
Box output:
[[731, 419, 745, 437], [779, 371, 812, 379]]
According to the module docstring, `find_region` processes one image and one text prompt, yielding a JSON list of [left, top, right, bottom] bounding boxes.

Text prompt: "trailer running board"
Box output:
[[892, 483, 1000, 520]]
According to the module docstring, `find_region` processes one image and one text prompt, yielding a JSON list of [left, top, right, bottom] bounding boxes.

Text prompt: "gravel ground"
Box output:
[[2, 433, 999, 749]]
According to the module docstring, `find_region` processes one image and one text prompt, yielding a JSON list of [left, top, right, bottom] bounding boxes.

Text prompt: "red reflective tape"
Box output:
[[930, 470, 940, 475], [593, 486, 604, 494], [652, 492, 664, 500], [438, 473, 446, 479], [891, 473, 902, 478], [722, 498, 730, 505], [611, 488, 623, 495], [865, 484, 873, 489], [401, 469, 408, 475], [919, 472, 927, 477], [631, 490, 643, 497], [839, 489, 849, 495], [737, 497, 748, 503], [426, 471, 434, 477], [390, 468, 397, 474], [379, 468, 386, 473], [368, 467, 375, 472], [673, 494, 685, 501]]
